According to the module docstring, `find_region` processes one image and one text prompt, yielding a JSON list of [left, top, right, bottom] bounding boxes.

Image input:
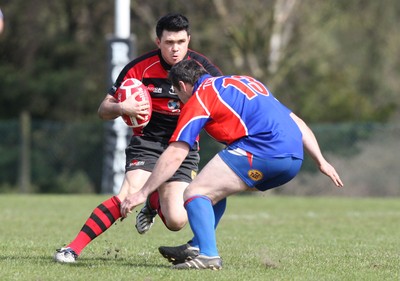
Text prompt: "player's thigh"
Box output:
[[158, 181, 188, 221], [119, 135, 162, 200], [184, 154, 249, 204], [117, 169, 151, 200]]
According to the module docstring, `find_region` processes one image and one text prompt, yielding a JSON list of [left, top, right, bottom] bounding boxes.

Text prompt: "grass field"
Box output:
[[0, 194, 399, 281]]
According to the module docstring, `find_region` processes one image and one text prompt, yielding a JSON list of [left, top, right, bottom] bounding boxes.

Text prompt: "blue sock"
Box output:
[[213, 197, 227, 227], [185, 195, 219, 257], [188, 198, 227, 248]]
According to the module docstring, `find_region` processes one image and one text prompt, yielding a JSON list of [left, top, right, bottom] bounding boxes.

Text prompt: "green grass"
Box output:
[[0, 194, 399, 281]]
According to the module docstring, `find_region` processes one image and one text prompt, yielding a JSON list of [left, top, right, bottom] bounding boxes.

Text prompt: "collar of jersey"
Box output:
[[193, 74, 212, 94]]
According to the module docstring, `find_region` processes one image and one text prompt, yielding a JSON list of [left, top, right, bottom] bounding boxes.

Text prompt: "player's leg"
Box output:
[[185, 153, 249, 249], [69, 169, 150, 250], [137, 181, 188, 234], [158, 197, 226, 264], [185, 197, 226, 247], [158, 181, 188, 230], [174, 151, 303, 269], [182, 152, 302, 254], [53, 169, 151, 263], [135, 190, 159, 234], [159, 148, 199, 230], [173, 154, 249, 270], [136, 148, 199, 234], [125, 136, 162, 234], [154, 180, 209, 264], [157, 148, 227, 264]]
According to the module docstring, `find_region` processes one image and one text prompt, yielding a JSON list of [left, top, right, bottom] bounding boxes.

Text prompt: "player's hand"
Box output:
[[120, 92, 150, 119], [120, 191, 148, 218], [319, 161, 344, 188]]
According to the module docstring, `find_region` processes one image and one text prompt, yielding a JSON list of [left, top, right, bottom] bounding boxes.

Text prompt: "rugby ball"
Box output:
[[116, 78, 152, 128]]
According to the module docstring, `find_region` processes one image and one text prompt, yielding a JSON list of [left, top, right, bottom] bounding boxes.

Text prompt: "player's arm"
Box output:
[[120, 141, 190, 217], [290, 112, 344, 187], [98, 93, 149, 120], [97, 95, 123, 120]]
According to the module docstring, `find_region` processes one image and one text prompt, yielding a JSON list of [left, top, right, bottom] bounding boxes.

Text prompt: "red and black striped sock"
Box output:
[[67, 196, 121, 255], [148, 190, 167, 224], [148, 190, 159, 211]]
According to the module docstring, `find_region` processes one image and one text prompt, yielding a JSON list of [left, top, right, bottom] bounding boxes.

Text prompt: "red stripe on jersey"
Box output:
[[171, 83, 248, 146], [246, 151, 253, 168], [200, 87, 248, 144]]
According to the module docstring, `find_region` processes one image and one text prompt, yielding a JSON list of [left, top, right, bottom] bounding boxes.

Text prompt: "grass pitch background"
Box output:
[[0, 194, 398, 280]]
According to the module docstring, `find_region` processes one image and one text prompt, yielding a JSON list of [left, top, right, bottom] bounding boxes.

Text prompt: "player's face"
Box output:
[[157, 30, 190, 66]]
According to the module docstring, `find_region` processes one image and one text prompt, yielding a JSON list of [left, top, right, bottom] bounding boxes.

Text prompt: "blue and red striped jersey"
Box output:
[[170, 74, 304, 159]]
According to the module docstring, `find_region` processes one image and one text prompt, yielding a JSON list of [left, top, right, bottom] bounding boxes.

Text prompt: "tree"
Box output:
[[0, 0, 399, 122]]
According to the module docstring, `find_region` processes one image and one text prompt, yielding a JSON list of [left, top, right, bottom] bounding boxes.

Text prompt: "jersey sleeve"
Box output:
[[107, 50, 158, 97], [275, 98, 293, 115], [169, 95, 210, 147]]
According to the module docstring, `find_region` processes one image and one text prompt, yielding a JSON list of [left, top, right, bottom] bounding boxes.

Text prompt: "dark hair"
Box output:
[[156, 13, 190, 39], [169, 60, 208, 90]]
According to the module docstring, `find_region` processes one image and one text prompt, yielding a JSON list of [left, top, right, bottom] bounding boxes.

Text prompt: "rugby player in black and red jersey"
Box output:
[[54, 13, 223, 263]]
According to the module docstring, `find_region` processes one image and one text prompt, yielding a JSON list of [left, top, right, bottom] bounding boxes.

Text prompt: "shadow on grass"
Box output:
[[0, 254, 172, 269], [68, 257, 172, 269]]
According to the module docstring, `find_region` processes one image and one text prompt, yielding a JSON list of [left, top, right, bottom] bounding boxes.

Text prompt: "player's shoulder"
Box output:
[[187, 49, 213, 65], [127, 49, 160, 69], [109, 49, 160, 93], [187, 49, 222, 76], [187, 49, 209, 58], [117, 49, 161, 80]]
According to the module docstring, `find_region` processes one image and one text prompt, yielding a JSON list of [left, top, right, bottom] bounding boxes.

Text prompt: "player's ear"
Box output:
[[178, 81, 186, 92], [155, 37, 161, 48]]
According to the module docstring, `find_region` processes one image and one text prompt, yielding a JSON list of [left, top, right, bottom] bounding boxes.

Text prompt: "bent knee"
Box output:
[[163, 217, 187, 231]]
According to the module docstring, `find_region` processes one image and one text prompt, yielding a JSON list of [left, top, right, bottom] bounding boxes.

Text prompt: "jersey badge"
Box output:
[[168, 99, 181, 112], [129, 159, 145, 167], [169, 85, 178, 95], [147, 84, 162, 94], [248, 169, 263, 181]]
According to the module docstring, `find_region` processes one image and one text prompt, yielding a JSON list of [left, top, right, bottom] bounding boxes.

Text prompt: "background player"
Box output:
[[0, 8, 4, 34], [54, 13, 222, 263], [120, 60, 344, 269]]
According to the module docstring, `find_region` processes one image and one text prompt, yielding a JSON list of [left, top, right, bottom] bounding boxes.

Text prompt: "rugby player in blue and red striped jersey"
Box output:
[[120, 59, 344, 270]]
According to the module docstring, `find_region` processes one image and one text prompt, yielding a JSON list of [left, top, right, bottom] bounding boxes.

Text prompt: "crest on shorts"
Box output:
[[248, 169, 263, 181], [191, 170, 197, 179]]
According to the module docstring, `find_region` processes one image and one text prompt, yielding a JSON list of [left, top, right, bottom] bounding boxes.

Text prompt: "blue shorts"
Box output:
[[218, 148, 302, 191]]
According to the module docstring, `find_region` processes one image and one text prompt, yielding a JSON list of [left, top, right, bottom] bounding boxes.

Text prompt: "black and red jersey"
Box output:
[[109, 49, 222, 139]]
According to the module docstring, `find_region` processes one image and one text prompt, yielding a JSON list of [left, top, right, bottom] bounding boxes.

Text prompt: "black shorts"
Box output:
[[125, 136, 199, 183]]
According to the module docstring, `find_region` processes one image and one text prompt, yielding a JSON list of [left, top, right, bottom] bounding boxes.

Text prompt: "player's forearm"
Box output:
[[98, 96, 123, 120], [301, 125, 326, 166], [290, 113, 326, 166]]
